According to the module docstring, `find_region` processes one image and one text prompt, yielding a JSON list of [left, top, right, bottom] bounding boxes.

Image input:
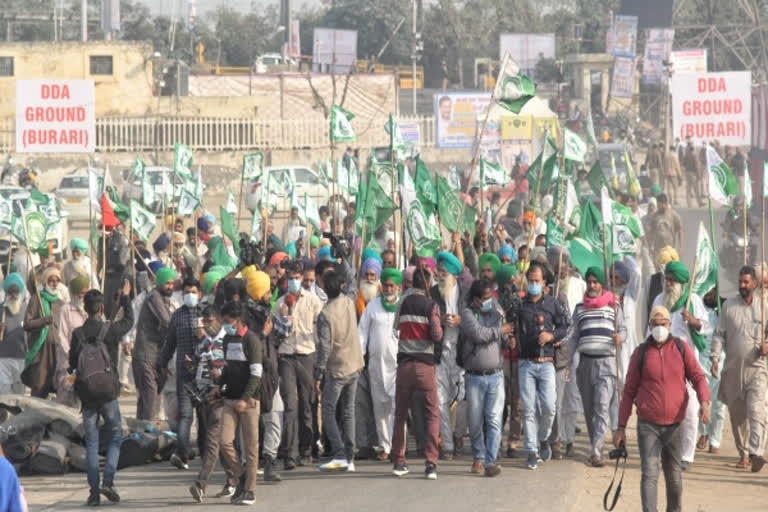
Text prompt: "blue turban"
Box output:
[[197, 216, 211, 232], [3, 272, 25, 294], [361, 248, 382, 265], [203, 213, 216, 227], [498, 245, 517, 264], [611, 261, 631, 285], [317, 246, 333, 262], [437, 251, 463, 276], [360, 257, 382, 278], [286, 241, 297, 259], [148, 260, 165, 274]]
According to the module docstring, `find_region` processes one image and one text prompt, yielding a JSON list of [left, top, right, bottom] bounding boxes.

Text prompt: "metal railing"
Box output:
[[0, 115, 439, 153]]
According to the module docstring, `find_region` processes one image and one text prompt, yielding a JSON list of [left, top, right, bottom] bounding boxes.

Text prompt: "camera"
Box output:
[[239, 238, 264, 267], [609, 441, 627, 460], [322, 231, 351, 260], [183, 381, 209, 408]]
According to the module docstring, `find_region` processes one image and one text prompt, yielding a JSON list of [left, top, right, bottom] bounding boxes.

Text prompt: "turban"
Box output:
[[530, 246, 547, 263], [360, 258, 382, 278], [203, 271, 224, 295], [268, 233, 284, 251], [478, 253, 501, 275], [203, 213, 216, 227], [647, 197, 657, 209], [319, 238, 332, 248], [437, 251, 463, 276], [403, 266, 416, 283], [310, 235, 320, 248], [665, 261, 689, 284], [611, 261, 631, 285], [546, 245, 570, 268], [650, 183, 663, 198], [361, 248, 382, 265], [4, 272, 25, 293], [173, 232, 185, 244], [420, 257, 436, 273], [156, 267, 177, 287], [69, 274, 90, 295], [285, 242, 297, 259], [41, 265, 61, 284], [496, 263, 518, 285], [656, 246, 679, 267], [197, 216, 211, 232], [317, 246, 332, 262], [70, 238, 88, 254], [269, 251, 289, 266], [153, 233, 170, 254], [585, 266, 606, 286], [381, 268, 403, 285], [246, 271, 271, 301], [498, 245, 517, 264], [522, 211, 536, 224], [148, 261, 165, 274], [240, 265, 257, 282]]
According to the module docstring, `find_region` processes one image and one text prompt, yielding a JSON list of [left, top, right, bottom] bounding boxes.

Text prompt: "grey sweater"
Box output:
[[458, 306, 504, 373]]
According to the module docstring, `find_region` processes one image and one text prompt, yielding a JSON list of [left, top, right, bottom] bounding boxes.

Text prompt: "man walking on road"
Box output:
[[711, 266, 768, 472], [647, 195, 683, 261], [615, 305, 710, 512]]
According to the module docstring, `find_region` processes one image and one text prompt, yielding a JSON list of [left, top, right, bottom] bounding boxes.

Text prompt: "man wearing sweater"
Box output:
[[570, 267, 625, 467], [314, 268, 365, 472]]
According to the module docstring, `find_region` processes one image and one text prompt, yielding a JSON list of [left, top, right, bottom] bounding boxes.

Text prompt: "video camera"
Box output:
[[239, 237, 264, 267], [322, 231, 351, 260]]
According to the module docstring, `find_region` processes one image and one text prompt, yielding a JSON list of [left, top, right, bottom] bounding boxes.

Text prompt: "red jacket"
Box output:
[[618, 336, 710, 428]]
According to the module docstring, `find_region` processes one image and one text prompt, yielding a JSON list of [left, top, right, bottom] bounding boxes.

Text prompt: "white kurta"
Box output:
[[437, 285, 466, 451], [617, 257, 644, 387], [651, 290, 712, 463], [358, 297, 399, 453]]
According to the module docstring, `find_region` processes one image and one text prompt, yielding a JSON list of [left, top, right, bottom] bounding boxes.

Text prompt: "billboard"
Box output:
[[671, 71, 751, 146], [312, 28, 357, 73], [670, 49, 707, 74], [434, 93, 492, 149], [397, 119, 421, 147], [499, 34, 556, 76], [610, 15, 638, 57], [288, 19, 301, 58], [611, 57, 635, 98], [16, 79, 95, 153], [641, 28, 674, 85]]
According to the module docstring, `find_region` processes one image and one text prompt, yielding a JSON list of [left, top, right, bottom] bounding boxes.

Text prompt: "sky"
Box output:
[[135, 0, 322, 17]]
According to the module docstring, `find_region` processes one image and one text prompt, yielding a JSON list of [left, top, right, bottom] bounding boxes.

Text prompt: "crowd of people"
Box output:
[[0, 157, 766, 512]]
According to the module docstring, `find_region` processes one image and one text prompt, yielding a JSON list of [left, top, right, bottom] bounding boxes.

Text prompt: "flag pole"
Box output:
[[88, 179, 95, 284], [237, 164, 246, 234], [708, 199, 721, 312], [762, 169, 765, 346], [684, 256, 699, 312], [743, 193, 748, 265], [101, 166, 108, 293], [457, 99, 493, 228], [130, 204, 137, 295]]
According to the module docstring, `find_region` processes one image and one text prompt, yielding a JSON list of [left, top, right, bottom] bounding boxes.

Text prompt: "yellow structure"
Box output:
[[0, 40, 155, 117]]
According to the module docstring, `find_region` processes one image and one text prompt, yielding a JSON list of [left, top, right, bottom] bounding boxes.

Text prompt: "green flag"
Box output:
[[210, 237, 238, 269], [242, 153, 264, 181], [437, 176, 476, 237], [177, 188, 199, 216], [290, 188, 306, 224], [745, 173, 753, 209], [357, 173, 396, 237], [402, 168, 440, 254], [693, 221, 718, 296], [564, 127, 587, 163], [105, 186, 130, 222], [330, 105, 356, 143], [447, 165, 463, 192], [130, 200, 156, 242], [415, 157, 437, 211], [173, 143, 194, 181], [131, 158, 145, 180], [568, 237, 605, 277], [546, 217, 564, 248], [226, 188, 238, 215], [526, 133, 558, 194], [480, 158, 507, 188], [494, 53, 536, 114], [385, 113, 410, 160], [587, 161, 608, 197], [305, 194, 321, 231], [219, 206, 241, 257], [578, 198, 606, 255], [250, 209, 262, 242]]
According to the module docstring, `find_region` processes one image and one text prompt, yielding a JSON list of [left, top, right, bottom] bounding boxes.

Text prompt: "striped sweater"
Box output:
[[570, 301, 625, 358]]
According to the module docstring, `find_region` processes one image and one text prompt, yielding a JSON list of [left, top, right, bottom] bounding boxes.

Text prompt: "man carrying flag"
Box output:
[[651, 261, 712, 470]]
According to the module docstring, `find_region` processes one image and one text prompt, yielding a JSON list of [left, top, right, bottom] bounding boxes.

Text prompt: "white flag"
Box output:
[[130, 200, 157, 242], [305, 194, 321, 231], [226, 189, 238, 215], [564, 127, 587, 163], [706, 144, 738, 206], [88, 167, 103, 213], [601, 185, 613, 226]]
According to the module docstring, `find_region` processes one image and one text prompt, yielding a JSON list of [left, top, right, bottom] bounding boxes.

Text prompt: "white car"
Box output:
[[55, 171, 91, 223], [0, 186, 69, 261], [123, 166, 186, 214], [245, 165, 332, 213]]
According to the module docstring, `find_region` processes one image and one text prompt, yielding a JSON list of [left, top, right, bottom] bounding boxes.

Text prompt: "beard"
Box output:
[[663, 282, 684, 310], [587, 288, 601, 298], [437, 274, 457, 299], [6, 296, 22, 315], [359, 281, 380, 303]]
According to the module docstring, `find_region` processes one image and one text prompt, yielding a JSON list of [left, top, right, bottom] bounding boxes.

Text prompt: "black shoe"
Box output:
[[263, 455, 282, 482], [87, 492, 100, 507], [284, 458, 296, 471], [425, 463, 437, 480], [565, 443, 575, 458], [189, 482, 204, 503], [298, 455, 313, 466], [392, 462, 409, 477], [239, 491, 256, 505], [100, 484, 120, 503], [230, 476, 246, 504], [750, 455, 766, 473]]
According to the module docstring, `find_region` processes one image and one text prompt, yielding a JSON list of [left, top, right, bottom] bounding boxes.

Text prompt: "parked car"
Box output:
[[254, 53, 296, 73], [55, 171, 91, 223], [123, 166, 185, 214], [0, 185, 69, 261], [245, 165, 331, 213]]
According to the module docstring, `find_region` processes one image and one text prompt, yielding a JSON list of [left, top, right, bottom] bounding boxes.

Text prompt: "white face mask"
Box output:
[[651, 326, 669, 343]]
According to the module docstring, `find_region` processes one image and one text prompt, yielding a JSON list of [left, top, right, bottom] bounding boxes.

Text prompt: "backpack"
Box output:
[[636, 337, 688, 378], [75, 323, 118, 406]]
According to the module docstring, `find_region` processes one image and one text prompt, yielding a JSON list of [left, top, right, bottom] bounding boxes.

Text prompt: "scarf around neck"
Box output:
[[669, 285, 706, 352], [582, 290, 615, 310], [381, 295, 401, 313], [24, 288, 60, 368]]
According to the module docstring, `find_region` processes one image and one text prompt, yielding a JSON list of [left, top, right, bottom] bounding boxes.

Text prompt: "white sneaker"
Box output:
[[346, 462, 356, 472], [319, 458, 349, 471]]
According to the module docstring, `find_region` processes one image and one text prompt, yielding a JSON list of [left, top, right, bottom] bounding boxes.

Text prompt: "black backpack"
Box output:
[[74, 323, 118, 406], [636, 337, 688, 377]]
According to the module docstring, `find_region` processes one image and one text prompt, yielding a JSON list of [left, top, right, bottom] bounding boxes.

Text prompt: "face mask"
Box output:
[[527, 283, 542, 296], [223, 323, 236, 336], [480, 298, 494, 312], [205, 325, 220, 337], [183, 293, 199, 308], [287, 278, 302, 294], [651, 326, 669, 343]]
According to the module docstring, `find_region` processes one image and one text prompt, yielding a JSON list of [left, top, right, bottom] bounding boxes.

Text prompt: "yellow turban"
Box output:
[[656, 246, 679, 267], [246, 271, 271, 302]]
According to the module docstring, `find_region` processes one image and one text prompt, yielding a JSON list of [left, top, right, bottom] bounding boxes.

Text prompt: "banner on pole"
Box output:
[[610, 57, 635, 98], [642, 28, 674, 85]]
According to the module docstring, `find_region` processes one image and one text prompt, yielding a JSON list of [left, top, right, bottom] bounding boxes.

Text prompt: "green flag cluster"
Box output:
[[401, 164, 440, 254], [437, 176, 476, 238], [494, 54, 537, 114], [480, 158, 507, 188], [526, 132, 559, 194]]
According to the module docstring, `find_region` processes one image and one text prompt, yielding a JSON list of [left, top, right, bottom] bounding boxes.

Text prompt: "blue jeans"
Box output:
[[322, 372, 359, 461], [518, 360, 556, 456], [176, 378, 200, 461], [466, 371, 505, 467], [82, 399, 123, 494]]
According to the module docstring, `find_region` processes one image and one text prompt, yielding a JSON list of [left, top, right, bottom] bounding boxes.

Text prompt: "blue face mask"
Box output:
[[480, 298, 494, 312], [287, 278, 302, 294], [527, 283, 543, 296], [223, 323, 236, 336]]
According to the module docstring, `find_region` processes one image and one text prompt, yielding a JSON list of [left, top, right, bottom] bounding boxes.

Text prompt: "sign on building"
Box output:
[[670, 71, 751, 146], [312, 28, 357, 73], [434, 93, 492, 149], [670, 49, 708, 74], [397, 120, 421, 147], [609, 15, 639, 57], [611, 57, 635, 98], [15, 79, 95, 153], [641, 28, 674, 85]]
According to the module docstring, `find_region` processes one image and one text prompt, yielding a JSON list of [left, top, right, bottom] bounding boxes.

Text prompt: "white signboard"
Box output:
[[670, 49, 708, 74], [610, 15, 638, 57], [312, 28, 358, 73], [499, 34, 555, 76], [16, 79, 95, 153], [642, 28, 674, 85], [611, 57, 635, 98], [397, 120, 421, 147], [671, 71, 751, 146]]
